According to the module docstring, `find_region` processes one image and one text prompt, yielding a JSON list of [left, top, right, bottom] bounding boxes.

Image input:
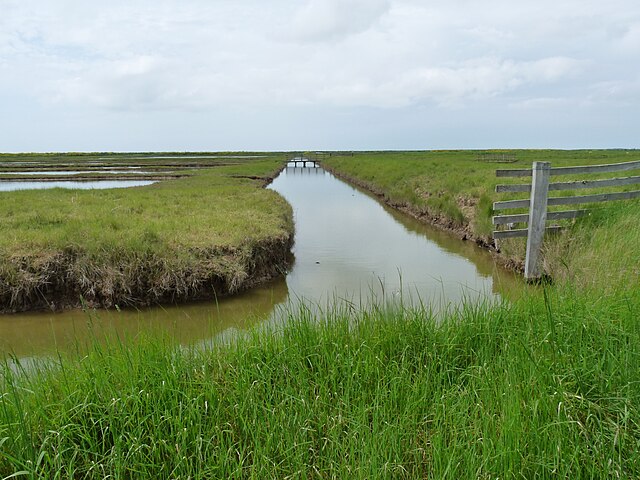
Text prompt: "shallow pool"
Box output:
[[0, 180, 156, 191]]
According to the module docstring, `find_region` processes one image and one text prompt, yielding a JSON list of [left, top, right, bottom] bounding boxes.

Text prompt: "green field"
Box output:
[[1, 150, 640, 478], [321, 150, 640, 254], [0, 154, 293, 312]]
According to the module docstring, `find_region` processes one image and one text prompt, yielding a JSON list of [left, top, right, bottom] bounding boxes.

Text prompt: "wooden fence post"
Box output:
[[525, 162, 551, 280]]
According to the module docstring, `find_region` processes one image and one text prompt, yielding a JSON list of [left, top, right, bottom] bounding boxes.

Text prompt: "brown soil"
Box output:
[[0, 236, 294, 314]]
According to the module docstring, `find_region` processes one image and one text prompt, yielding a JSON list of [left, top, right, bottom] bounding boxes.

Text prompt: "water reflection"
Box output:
[[0, 279, 288, 358], [285, 163, 323, 176], [269, 165, 520, 306], [0, 170, 153, 176], [0, 164, 522, 359], [0, 180, 156, 191]]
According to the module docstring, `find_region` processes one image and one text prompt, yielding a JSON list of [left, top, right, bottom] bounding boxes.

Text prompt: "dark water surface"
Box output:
[[0, 164, 521, 358]]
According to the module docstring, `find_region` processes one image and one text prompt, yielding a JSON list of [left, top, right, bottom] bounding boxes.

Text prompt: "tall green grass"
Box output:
[[322, 150, 640, 239], [542, 200, 640, 291], [1, 285, 639, 478]]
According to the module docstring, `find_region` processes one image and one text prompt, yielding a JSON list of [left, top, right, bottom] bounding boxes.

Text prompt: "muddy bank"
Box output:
[[0, 167, 295, 314], [320, 163, 525, 274], [0, 234, 294, 313]]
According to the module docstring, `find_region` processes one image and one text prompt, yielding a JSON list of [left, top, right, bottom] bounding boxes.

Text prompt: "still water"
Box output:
[[0, 165, 520, 358], [0, 180, 156, 191], [273, 165, 512, 304], [0, 170, 153, 175]]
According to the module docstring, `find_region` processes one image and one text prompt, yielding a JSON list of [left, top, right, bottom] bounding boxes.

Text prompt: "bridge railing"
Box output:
[[493, 159, 640, 280]]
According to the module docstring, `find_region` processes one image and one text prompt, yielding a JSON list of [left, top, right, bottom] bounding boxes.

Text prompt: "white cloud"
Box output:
[[0, 0, 639, 149], [589, 79, 640, 104], [52, 56, 175, 110], [274, 56, 587, 109], [288, 0, 390, 42], [614, 23, 640, 54], [509, 97, 579, 110]]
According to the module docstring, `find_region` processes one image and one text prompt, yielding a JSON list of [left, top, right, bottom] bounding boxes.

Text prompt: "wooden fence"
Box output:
[[476, 153, 517, 163], [493, 159, 640, 280]]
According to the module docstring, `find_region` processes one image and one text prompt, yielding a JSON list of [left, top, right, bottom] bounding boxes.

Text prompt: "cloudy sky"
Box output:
[[1, 0, 638, 152]]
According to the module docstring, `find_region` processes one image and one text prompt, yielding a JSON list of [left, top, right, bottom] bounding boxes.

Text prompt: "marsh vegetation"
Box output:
[[1, 150, 639, 478], [0, 154, 293, 312]]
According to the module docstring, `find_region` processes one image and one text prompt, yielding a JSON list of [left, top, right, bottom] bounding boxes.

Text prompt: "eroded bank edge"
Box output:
[[0, 163, 295, 313]]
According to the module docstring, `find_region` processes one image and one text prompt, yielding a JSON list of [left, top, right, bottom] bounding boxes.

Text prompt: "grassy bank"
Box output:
[[0, 154, 293, 312], [321, 150, 640, 258], [2, 151, 640, 477]]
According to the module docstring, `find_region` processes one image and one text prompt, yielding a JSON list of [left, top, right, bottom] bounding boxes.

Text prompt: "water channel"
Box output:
[[0, 164, 521, 359]]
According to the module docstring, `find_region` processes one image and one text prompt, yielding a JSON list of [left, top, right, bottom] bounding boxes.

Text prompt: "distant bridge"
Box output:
[[288, 156, 320, 168]]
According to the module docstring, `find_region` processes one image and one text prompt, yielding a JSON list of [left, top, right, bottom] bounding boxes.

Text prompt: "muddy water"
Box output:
[[0, 164, 522, 358], [0, 281, 288, 359], [271, 165, 518, 304]]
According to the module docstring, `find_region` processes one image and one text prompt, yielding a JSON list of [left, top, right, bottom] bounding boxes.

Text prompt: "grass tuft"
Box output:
[[1, 285, 640, 478]]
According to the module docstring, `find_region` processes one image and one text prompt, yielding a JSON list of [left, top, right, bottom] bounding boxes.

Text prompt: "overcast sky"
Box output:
[[1, 0, 638, 152]]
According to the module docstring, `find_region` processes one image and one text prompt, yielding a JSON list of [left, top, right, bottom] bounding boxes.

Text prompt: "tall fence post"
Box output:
[[525, 162, 551, 280]]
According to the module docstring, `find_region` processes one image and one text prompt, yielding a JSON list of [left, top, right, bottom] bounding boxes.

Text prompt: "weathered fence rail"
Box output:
[[493, 160, 640, 280], [496, 159, 640, 177], [476, 153, 517, 163]]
